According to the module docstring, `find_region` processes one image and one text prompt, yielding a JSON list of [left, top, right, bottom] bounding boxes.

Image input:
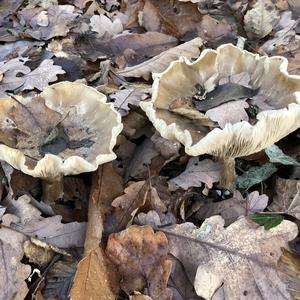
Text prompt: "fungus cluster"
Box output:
[[140, 44, 300, 188], [0, 82, 123, 204]]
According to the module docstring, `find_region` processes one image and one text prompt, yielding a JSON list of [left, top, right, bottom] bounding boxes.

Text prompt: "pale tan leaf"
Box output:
[[244, 0, 279, 39], [117, 38, 203, 80], [169, 158, 220, 190], [205, 100, 249, 128], [166, 216, 298, 300]]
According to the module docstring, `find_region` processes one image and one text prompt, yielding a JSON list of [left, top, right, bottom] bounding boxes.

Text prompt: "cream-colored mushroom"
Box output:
[[140, 44, 300, 188], [0, 82, 123, 204]]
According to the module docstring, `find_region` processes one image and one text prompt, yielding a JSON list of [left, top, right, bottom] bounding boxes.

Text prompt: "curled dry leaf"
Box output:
[[106, 225, 172, 300], [165, 216, 298, 299], [244, 0, 279, 39], [24, 237, 69, 265], [118, 37, 203, 80], [0, 227, 31, 300], [269, 177, 300, 219], [169, 158, 221, 190]]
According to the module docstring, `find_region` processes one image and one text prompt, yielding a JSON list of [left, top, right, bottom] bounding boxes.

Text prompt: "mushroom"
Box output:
[[0, 82, 123, 204], [140, 44, 300, 188]]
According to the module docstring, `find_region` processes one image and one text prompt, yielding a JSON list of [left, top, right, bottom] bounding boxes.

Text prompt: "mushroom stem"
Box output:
[[219, 157, 236, 190], [42, 175, 64, 205]]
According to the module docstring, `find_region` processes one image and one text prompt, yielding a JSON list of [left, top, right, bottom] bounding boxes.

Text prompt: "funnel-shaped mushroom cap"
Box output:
[[0, 82, 123, 179], [140, 44, 300, 158]]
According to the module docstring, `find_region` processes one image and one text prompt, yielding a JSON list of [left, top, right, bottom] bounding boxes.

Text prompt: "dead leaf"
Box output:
[[24, 237, 69, 265], [269, 177, 300, 219], [130, 294, 153, 300], [106, 225, 172, 300], [198, 16, 237, 47], [90, 14, 123, 37], [43, 260, 77, 299], [125, 138, 160, 180], [168, 255, 201, 300], [278, 248, 300, 299], [19, 5, 79, 40], [165, 216, 298, 299], [0, 227, 31, 300], [135, 210, 176, 228], [0, 57, 31, 96], [0, 0, 24, 25], [71, 164, 121, 300], [110, 87, 149, 116], [118, 38, 203, 80], [18, 215, 86, 248], [169, 158, 221, 190], [244, 0, 280, 39], [205, 100, 249, 128], [151, 132, 181, 159], [261, 14, 298, 53], [20, 58, 65, 91], [70, 247, 116, 300], [195, 190, 268, 225], [110, 32, 178, 63], [6, 194, 43, 225], [106, 180, 167, 233]]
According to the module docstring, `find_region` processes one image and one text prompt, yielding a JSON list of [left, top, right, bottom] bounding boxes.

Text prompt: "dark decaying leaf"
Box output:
[[44, 260, 77, 299], [236, 162, 278, 190], [265, 144, 300, 166]]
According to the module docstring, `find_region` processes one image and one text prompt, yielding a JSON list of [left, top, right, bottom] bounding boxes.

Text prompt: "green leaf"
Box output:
[[265, 144, 300, 166], [236, 162, 277, 190], [250, 214, 284, 230]]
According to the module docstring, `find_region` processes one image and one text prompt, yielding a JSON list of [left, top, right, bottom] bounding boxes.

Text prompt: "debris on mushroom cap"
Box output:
[[0, 81, 123, 179], [140, 44, 300, 159]]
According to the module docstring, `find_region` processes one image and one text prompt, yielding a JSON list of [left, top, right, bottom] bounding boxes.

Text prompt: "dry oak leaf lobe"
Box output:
[[166, 216, 297, 300], [106, 225, 172, 300]]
